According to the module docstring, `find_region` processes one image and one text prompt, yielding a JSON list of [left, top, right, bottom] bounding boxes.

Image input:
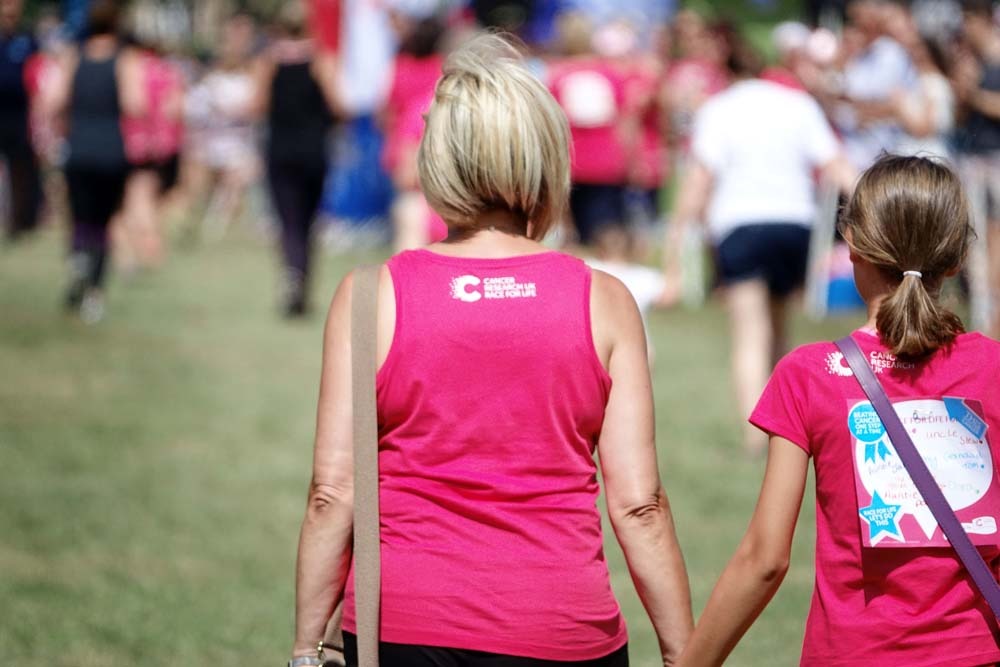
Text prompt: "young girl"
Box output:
[[677, 155, 1000, 667]]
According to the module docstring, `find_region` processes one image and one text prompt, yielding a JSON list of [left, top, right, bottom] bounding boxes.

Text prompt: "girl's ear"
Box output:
[[842, 227, 862, 264], [944, 265, 961, 278]]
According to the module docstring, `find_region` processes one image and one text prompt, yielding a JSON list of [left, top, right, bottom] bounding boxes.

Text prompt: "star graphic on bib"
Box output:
[[859, 491, 904, 545]]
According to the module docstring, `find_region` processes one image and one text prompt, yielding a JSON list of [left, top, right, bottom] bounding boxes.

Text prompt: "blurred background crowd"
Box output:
[[1, 0, 999, 328]]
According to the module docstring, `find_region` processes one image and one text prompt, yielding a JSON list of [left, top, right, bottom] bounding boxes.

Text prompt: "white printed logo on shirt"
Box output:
[[824, 350, 915, 376], [450, 275, 537, 302], [451, 275, 482, 302], [560, 71, 617, 128], [825, 351, 853, 377]]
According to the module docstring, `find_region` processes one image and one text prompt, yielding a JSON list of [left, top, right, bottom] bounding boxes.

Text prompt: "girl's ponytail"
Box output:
[[875, 272, 965, 358], [843, 155, 974, 359]]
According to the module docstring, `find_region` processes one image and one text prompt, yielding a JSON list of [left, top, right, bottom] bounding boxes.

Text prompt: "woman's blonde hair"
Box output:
[[418, 33, 571, 240], [842, 154, 974, 358]]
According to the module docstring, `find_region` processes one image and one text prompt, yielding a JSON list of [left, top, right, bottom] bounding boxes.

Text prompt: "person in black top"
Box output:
[[953, 0, 1000, 338], [0, 0, 41, 241], [254, 1, 340, 318], [50, 0, 142, 322]]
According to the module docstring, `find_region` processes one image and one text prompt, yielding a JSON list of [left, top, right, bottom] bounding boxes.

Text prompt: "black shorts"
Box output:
[[569, 183, 626, 245], [715, 222, 811, 298], [130, 154, 180, 193], [342, 632, 628, 667]]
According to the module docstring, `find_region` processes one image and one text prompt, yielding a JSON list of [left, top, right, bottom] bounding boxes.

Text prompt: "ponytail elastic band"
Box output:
[[903, 270, 923, 279]]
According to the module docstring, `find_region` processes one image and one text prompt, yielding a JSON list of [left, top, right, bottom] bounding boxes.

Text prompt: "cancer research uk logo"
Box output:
[[824, 349, 916, 376], [450, 274, 537, 303], [825, 351, 853, 377]]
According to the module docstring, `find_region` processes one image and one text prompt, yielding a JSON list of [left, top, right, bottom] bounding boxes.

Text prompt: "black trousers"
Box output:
[[65, 166, 128, 289], [342, 632, 629, 667], [267, 159, 326, 282], [1, 136, 42, 240]]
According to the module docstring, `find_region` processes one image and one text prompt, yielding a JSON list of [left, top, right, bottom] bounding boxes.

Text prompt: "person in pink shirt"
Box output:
[[547, 13, 633, 247], [676, 154, 1000, 667], [290, 34, 692, 667], [381, 7, 447, 251], [118, 31, 185, 270]]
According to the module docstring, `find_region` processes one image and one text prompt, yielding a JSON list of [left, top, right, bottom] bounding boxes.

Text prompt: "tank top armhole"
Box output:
[[583, 266, 614, 390], [375, 259, 403, 387]]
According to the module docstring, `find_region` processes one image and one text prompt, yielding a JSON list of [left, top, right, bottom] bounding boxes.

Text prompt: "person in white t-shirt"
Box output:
[[662, 39, 856, 455]]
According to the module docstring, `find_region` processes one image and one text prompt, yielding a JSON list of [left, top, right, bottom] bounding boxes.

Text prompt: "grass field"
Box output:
[[0, 224, 862, 666]]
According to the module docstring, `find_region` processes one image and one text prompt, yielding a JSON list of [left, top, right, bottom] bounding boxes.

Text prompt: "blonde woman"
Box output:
[[289, 35, 692, 667]]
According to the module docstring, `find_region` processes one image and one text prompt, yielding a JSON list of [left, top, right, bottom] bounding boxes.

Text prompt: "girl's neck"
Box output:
[[863, 294, 884, 333]]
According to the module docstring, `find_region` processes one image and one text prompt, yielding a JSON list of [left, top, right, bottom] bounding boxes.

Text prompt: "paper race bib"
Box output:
[[849, 397, 1000, 547]]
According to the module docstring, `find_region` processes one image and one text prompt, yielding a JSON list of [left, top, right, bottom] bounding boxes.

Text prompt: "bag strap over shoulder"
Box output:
[[835, 335, 1000, 621], [351, 265, 381, 667]]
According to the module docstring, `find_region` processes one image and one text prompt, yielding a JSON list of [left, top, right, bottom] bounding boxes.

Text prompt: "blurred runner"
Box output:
[[256, 1, 339, 317], [0, 0, 41, 241], [381, 3, 447, 251], [118, 19, 185, 270], [183, 11, 258, 240], [662, 35, 856, 455], [49, 0, 142, 322]]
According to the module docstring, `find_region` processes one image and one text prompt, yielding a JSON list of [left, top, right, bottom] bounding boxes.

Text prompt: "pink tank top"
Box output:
[[122, 53, 183, 164], [342, 249, 627, 660]]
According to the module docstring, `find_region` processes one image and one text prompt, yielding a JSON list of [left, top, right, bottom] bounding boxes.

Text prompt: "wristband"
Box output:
[[287, 657, 323, 667]]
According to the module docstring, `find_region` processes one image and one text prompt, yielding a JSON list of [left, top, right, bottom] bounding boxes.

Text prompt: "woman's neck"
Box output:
[[85, 34, 117, 59], [431, 210, 544, 258]]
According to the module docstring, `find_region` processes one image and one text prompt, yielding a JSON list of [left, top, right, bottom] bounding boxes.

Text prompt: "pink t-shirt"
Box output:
[[342, 249, 627, 660], [548, 58, 629, 185], [381, 54, 443, 178], [752, 330, 1000, 667]]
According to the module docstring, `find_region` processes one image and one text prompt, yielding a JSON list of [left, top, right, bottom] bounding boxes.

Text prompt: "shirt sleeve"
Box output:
[[800, 96, 839, 166], [691, 103, 724, 171], [750, 349, 813, 455]]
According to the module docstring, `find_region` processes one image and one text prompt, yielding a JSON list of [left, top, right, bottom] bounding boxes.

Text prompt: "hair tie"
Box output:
[[902, 270, 923, 279]]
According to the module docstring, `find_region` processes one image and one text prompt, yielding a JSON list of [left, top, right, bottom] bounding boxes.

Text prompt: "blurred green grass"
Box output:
[[0, 224, 861, 666]]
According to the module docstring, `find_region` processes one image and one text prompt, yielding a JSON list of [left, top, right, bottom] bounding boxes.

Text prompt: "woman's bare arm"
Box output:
[[248, 55, 275, 120], [592, 270, 693, 665], [312, 51, 348, 119], [292, 265, 394, 659], [676, 437, 809, 667], [291, 273, 357, 658], [40, 48, 77, 119], [117, 48, 147, 118]]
